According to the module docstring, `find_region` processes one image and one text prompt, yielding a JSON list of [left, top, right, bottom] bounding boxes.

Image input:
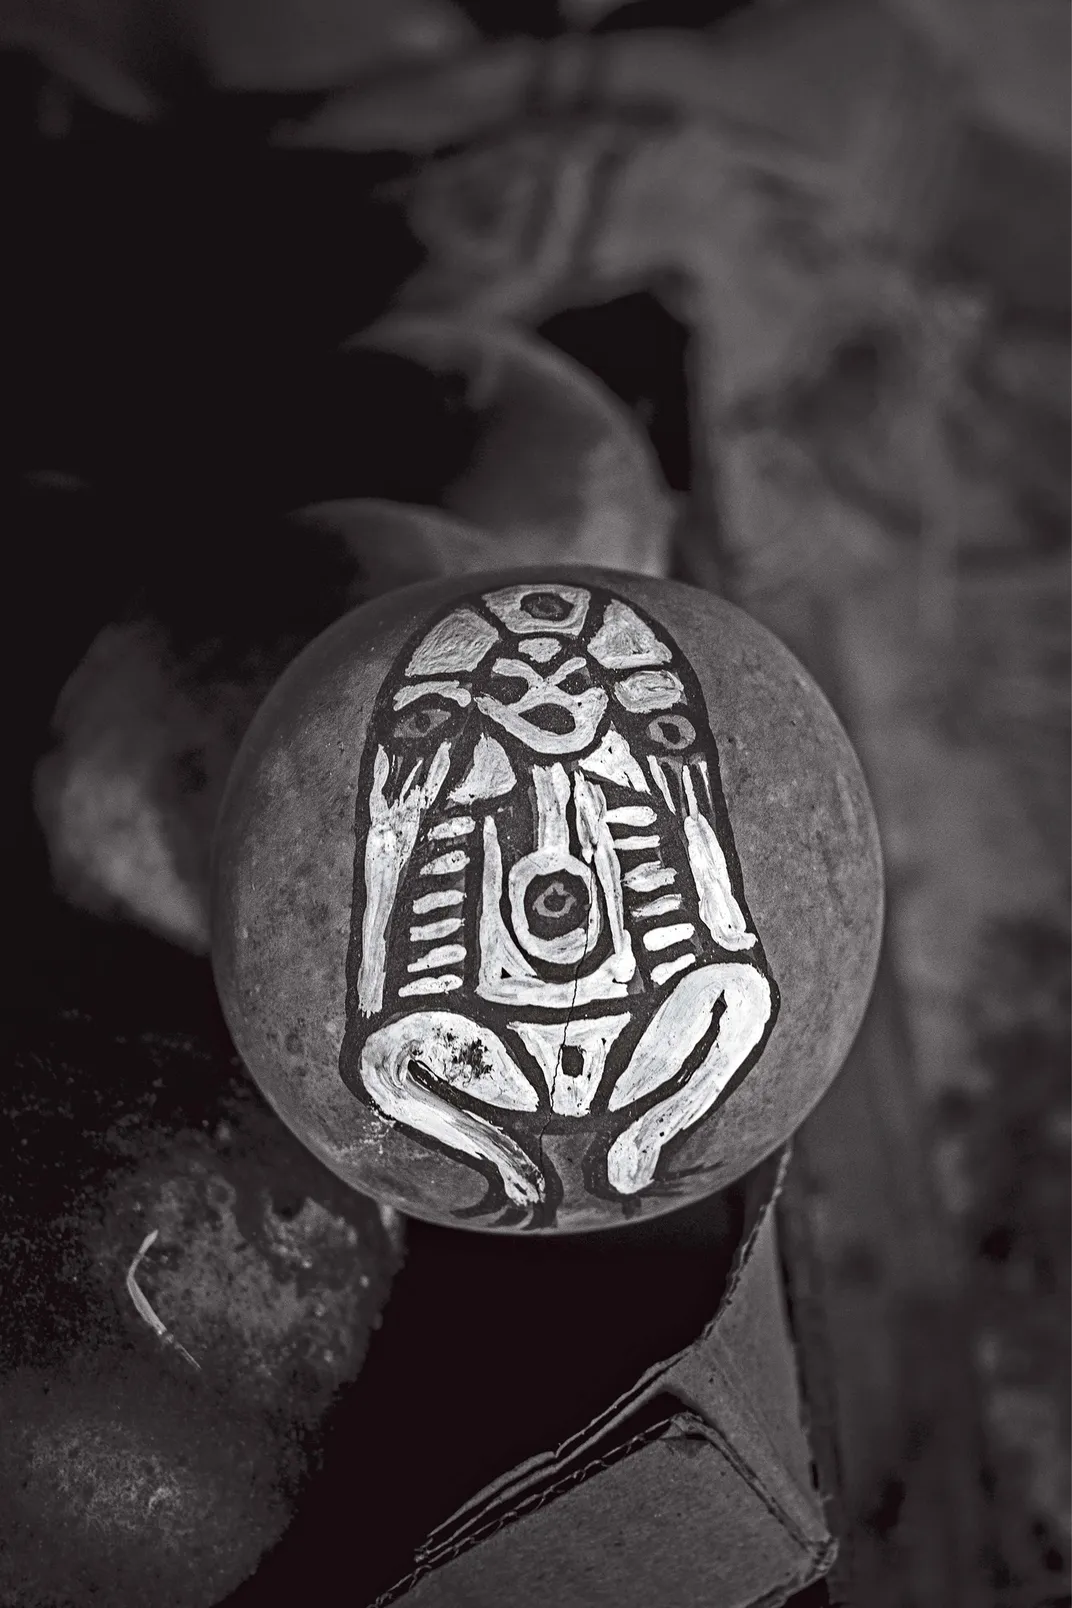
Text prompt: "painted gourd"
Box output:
[[212, 568, 883, 1233]]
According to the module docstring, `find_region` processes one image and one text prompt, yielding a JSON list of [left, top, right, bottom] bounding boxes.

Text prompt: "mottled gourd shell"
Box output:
[[212, 568, 883, 1233]]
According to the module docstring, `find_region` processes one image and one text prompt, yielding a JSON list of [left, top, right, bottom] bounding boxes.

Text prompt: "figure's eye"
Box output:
[[394, 704, 454, 740], [520, 590, 572, 622], [648, 715, 695, 751], [557, 669, 591, 695], [488, 672, 526, 704]]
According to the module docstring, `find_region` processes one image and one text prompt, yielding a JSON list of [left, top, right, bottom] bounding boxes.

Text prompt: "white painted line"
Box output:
[[632, 894, 682, 918], [650, 953, 697, 986], [398, 974, 464, 996], [407, 944, 467, 973], [623, 862, 675, 891], [413, 890, 464, 913], [421, 851, 469, 876], [429, 816, 475, 839], [410, 918, 463, 941], [643, 923, 696, 951]]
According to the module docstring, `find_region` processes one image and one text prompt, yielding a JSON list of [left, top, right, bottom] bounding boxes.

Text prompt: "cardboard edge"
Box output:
[[379, 1146, 834, 1605], [380, 1403, 836, 1608]]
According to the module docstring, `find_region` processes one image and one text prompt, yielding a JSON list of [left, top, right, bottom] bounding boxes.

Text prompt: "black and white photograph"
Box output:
[[2, 2, 1069, 1604]]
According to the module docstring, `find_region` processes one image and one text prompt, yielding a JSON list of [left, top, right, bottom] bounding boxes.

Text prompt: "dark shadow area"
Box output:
[[225, 1186, 744, 1605], [539, 291, 693, 492]]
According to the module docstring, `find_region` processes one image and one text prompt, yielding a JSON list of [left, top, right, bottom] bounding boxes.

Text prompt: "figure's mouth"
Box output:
[[522, 704, 575, 735], [477, 681, 607, 753]]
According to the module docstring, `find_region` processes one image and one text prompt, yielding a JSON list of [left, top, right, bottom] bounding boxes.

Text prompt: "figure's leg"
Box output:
[[359, 1012, 545, 1211], [604, 964, 772, 1195]]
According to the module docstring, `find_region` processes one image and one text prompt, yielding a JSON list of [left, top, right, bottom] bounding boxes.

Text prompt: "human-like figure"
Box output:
[[339, 582, 778, 1226]]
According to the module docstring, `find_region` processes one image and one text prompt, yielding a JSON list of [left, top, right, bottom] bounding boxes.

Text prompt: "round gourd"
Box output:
[[212, 567, 883, 1233]]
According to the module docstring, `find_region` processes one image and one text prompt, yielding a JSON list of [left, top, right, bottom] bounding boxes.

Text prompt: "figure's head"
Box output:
[[382, 580, 701, 784]]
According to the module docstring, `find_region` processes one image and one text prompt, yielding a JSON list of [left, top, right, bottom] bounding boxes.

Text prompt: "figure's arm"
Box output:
[[680, 760, 756, 952], [357, 743, 451, 1015]]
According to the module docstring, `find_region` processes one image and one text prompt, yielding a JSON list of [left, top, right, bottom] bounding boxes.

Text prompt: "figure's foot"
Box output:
[[453, 1196, 536, 1230], [453, 1194, 558, 1231], [450, 1155, 554, 1228], [604, 1128, 656, 1196]]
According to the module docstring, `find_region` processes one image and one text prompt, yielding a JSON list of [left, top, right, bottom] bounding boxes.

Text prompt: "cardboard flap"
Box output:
[[383, 1408, 833, 1608], [667, 1162, 823, 1532], [384, 1150, 833, 1606]]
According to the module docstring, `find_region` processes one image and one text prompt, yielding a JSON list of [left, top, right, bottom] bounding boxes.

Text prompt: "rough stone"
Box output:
[[212, 566, 883, 1233]]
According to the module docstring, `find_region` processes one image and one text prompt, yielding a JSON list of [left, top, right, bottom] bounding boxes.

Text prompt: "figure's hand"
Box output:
[[419, 741, 452, 809], [682, 763, 756, 952], [356, 742, 454, 1017], [368, 742, 451, 848], [368, 745, 392, 822]]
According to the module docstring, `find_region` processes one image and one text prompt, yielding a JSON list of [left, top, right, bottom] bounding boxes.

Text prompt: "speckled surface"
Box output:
[[0, 1012, 403, 1607]]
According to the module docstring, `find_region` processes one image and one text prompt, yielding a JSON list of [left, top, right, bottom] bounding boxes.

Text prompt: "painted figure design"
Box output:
[[339, 583, 779, 1226]]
